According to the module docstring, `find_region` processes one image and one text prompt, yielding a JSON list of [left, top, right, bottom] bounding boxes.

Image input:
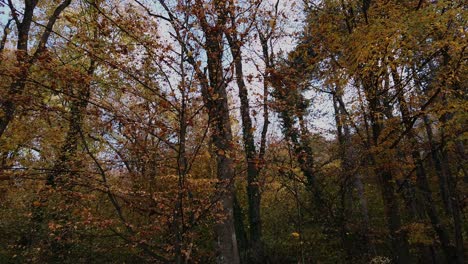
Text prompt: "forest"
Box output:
[[0, 0, 466, 263]]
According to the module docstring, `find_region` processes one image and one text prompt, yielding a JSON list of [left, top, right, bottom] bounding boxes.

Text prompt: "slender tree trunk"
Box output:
[[439, 113, 465, 264], [333, 93, 355, 262], [445, 157, 465, 264], [441, 145, 465, 263], [233, 194, 248, 264], [354, 172, 375, 253], [333, 92, 375, 260], [335, 90, 375, 255], [174, 73, 188, 264], [424, 116, 453, 215], [393, 69, 461, 263], [362, 78, 411, 263], [226, 30, 264, 263], [439, 51, 465, 264]]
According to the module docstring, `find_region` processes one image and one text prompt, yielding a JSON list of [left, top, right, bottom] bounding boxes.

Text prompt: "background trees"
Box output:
[[0, 0, 466, 263]]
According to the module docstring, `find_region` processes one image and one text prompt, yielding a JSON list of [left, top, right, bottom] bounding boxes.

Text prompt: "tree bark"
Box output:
[[194, 2, 240, 262]]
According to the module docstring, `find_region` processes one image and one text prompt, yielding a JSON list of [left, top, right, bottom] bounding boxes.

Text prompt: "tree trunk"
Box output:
[[393, 69, 460, 263], [423, 116, 453, 216], [441, 146, 465, 264], [195, 5, 239, 262], [362, 78, 411, 263], [233, 194, 248, 264], [226, 30, 264, 264], [333, 92, 374, 260]]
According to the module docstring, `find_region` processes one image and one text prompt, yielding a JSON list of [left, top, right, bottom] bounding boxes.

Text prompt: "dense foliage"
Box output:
[[0, 0, 466, 263]]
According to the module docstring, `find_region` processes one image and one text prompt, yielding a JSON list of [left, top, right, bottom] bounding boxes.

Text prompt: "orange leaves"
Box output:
[[216, 149, 225, 156], [291, 232, 300, 238], [47, 221, 63, 231], [159, 99, 172, 110]]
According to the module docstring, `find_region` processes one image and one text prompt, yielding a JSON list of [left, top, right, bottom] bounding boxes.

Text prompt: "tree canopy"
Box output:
[[0, 0, 466, 263]]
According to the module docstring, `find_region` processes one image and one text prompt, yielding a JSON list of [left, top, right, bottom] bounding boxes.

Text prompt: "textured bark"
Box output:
[[207, 72, 240, 264], [258, 30, 271, 166], [48, 68, 94, 185], [195, 2, 239, 262]]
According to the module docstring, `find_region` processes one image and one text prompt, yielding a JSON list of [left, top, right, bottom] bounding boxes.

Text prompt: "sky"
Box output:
[[0, 2, 10, 24]]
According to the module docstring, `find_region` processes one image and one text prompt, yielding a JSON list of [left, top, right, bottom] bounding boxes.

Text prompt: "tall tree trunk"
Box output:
[[441, 147, 465, 264], [174, 67, 188, 264], [207, 83, 240, 264], [392, 69, 458, 263], [362, 78, 411, 263], [333, 92, 375, 260], [226, 29, 264, 263], [424, 116, 453, 216], [193, 3, 239, 262], [439, 104, 465, 264], [439, 50, 465, 264], [333, 94, 354, 262]]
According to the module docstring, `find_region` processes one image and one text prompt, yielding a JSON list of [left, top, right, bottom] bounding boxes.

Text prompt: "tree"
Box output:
[[0, 0, 72, 138], [0, 0, 465, 263]]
